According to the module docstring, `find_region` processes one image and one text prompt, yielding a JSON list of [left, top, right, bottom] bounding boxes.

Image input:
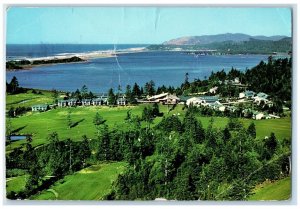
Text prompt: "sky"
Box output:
[[6, 7, 292, 44]]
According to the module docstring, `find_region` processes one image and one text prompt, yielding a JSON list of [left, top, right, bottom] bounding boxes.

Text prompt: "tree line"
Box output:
[[110, 107, 291, 200], [6, 105, 291, 200]]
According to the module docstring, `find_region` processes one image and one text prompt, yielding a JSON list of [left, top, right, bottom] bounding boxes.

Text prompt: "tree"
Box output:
[[74, 89, 82, 100], [247, 122, 256, 139], [51, 89, 59, 104], [142, 106, 154, 129], [97, 124, 110, 161], [67, 109, 72, 129], [125, 110, 132, 122], [81, 85, 89, 99], [9, 76, 19, 94], [94, 112, 105, 126], [183, 109, 205, 144], [263, 132, 278, 160], [125, 85, 136, 104], [144, 80, 155, 96], [6, 118, 13, 148], [78, 135, 91, 166], [8, 107, 15, 118], [223, 127, 231, 141], [152, 103, 160, 117], [88, 91, 94, 99], [132, 83, 141, 98], [108, 88, 116, 105], [94, 112, 105, 136], [48, 131, 59, 142], [181, 72, 190, 91]]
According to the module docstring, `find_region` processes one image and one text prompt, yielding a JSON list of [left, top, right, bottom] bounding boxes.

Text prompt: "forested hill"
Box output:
[[162, 33, 288, 45], [147, 34, 292, 54]]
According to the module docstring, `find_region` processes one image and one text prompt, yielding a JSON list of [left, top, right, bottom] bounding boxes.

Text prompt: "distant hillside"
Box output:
[[147, 34, 292, 54], [163, 33, 289, 45]]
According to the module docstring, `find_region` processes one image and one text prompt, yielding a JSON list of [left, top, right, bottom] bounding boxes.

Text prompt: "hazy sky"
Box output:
[[6, 7, 292, 44]]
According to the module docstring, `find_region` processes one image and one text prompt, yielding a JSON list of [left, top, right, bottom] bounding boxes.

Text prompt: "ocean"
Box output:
[[6, 44, 269, 93]]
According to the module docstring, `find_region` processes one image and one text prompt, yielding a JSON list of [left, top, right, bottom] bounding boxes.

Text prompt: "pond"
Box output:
[[9, 135, 27, 141]]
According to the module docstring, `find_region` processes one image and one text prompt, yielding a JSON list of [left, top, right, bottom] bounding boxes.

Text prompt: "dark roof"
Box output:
[[117, 97, 126, 102], [32, 104, 48, 108], [179, 96, 193, 102], [199, 96, 219, 103], [92, 98, 104, 101]]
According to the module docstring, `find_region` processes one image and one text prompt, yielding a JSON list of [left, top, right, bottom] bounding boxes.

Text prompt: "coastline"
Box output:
[[6, 47, 147, 71]]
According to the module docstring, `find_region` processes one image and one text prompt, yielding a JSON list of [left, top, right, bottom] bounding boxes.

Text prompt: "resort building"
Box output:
[[186, 96, 221, 108], [252, 111, 265, 120], [209, 86, 218, 94], [253, 92, 269, 105], [92, 98, 104, 106], [68, 99, 77, 107], [58, 100, 68, 107], [147, 92, 180, 105], [117, 97, 127, 106], [239, 90, 255, 99], [82, 99, 91, 106], [32, 104, 49, 112]]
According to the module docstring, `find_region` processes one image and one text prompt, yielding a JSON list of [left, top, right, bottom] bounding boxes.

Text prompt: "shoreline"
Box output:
[[6, 48, 147, 71]]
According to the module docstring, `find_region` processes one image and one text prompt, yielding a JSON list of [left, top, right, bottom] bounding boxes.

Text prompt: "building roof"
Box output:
[[245, 90, 255, 96], [32, 104, 48, 108], [186, 97, 201, 102], [210, 101, 223, 108], [148, 92, 169, 100], [257, 92, 269, 99], [199, 96, 219, 103], [117, 97, 126, 102], [179, 96, 193, 102], [82, 99, 91, 102], [92, 98, 103, 102], [58, 100, 67, 103], [166, 94, 180, 100], [68, 99, 77, 102]]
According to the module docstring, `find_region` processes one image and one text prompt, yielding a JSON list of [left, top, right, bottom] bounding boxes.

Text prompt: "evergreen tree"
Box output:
[[108, 88, 116, 105], [81, 85, 88, 99], [144, 80, 156, 96], [132, 82, 141, 98], [247, 122, 256, 139], [9, 76, 19, 94], [97, 124, 110, 161], [152, 103, 160, 117], [67, 109, 72, 129], [51, 89, 59, 104]]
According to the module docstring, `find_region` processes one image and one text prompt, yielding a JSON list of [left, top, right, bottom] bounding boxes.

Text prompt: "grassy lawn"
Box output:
[[31, 162, 127, 200], [248, 176, 291, 200], [6, 104, 184, 149], [6, 175, 28, 194], [6, 102, 291, 151], [6, 90, 55, 109]]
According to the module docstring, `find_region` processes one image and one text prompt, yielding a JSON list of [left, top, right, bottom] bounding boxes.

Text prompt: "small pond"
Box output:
[[9, 135, 27, 141]]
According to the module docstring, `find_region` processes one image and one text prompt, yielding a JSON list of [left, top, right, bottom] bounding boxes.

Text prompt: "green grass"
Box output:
[[195, 116, 291, 140], [31, 162, 127, 200], [6, 104, 184, 149], [248, 176, 291, 200], [6, 175, 28, 194], [6, 103, 291, 151], [6, 90, 55, 109]]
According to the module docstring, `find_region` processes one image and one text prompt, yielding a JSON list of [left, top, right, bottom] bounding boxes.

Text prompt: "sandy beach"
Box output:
[[6, 47, 147, 71]]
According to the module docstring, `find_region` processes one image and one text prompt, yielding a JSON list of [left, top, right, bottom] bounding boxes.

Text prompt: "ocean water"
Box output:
[[6, 44, 147, 60], [6, 44, 269, 93]]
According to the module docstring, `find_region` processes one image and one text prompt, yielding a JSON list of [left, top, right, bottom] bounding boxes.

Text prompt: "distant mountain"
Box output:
[[163, 33, 289, 45], [147, 35, 292, 54]]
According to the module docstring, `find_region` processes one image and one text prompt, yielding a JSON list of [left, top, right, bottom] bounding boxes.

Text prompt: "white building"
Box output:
[[209, 86, 218, 94], [32, 104, 49, 112], [147, 92, 180, 105]]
